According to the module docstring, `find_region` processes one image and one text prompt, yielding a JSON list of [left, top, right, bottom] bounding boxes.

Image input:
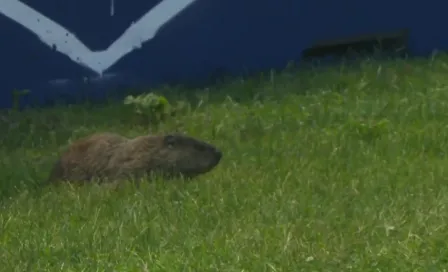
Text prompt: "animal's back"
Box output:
[[108, 133, 222, 179], [47, 132, 128, 183]]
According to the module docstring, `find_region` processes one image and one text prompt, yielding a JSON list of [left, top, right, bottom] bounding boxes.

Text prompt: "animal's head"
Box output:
[[150, 134, 222, 178]]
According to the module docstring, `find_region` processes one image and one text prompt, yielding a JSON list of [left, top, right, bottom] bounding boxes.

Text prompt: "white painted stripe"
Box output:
[[0, 0, 197, 75]]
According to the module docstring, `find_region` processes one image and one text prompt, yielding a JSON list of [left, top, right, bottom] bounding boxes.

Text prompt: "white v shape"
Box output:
[[0, 0, 197, 75]]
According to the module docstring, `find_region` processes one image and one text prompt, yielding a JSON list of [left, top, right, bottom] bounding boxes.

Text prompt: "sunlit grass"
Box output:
[[2, 54, 448, 270]]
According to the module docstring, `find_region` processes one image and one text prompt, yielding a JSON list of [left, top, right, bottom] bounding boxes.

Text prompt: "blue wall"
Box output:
[[0, 0, 446, 109]]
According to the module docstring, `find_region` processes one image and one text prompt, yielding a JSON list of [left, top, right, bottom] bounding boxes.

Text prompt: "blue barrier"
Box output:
[[0, 0, 445, 109]]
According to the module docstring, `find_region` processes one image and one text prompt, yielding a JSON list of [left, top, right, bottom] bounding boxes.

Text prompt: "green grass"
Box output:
[[2, 54, 448, 271]]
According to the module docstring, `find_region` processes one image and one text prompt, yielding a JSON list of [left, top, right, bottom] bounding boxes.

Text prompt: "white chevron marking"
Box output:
[[0, 0, 197, 75]]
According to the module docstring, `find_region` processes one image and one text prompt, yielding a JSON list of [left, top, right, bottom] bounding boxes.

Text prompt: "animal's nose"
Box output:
[[214, 148, 222, 160]]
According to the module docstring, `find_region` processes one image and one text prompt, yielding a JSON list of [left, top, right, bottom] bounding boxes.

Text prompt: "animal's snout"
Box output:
[[214, 148, 222, 161]]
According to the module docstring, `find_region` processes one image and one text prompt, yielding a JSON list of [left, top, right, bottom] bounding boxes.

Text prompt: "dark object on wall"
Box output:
[[302, 29, 409, 59]]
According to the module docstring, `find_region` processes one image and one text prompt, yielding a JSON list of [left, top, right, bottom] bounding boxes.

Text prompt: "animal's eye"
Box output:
[[164, 135, 176, 148]]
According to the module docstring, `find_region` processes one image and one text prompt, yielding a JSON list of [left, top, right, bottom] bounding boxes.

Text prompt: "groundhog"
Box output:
[[47, 132, 222, 184]]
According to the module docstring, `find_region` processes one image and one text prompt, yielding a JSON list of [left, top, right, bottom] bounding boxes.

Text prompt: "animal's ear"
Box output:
[[163, 134, 176, 147]]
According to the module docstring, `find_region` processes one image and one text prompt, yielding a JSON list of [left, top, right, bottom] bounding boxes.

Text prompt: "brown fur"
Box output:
[[47, 132, 222, 184]]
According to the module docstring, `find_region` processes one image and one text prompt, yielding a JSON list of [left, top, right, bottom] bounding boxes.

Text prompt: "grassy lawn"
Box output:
[[2, 54, 448, 271]]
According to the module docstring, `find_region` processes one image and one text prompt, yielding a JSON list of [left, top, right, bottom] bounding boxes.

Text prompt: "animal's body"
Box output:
[[47, 132, 222, 184]]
